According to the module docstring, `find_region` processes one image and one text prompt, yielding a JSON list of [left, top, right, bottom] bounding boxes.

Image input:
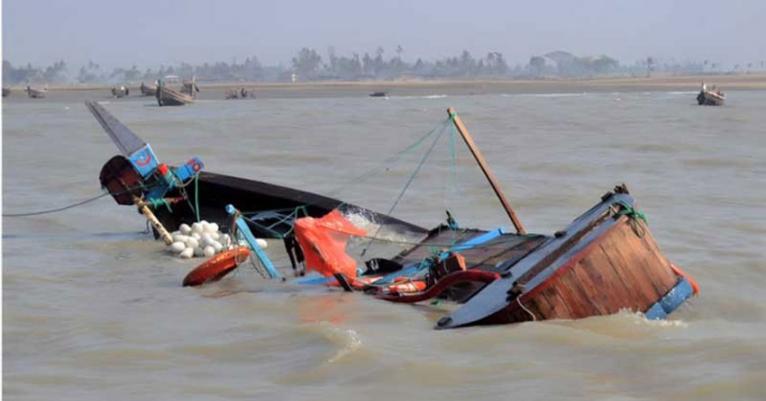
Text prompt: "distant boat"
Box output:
[[369, 91, 388, 97], [156, 78, 196, 106], [181, 77, 200, 96], [2, 88, 10, 97], [697, 82, 725, 106], [225, 87, 253, 99], [26, 86, 47, 99], [111, 85, 129, 98], [140, 82, 157, 96]]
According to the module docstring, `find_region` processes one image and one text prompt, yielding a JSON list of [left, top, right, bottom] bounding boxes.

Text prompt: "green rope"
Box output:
[[615, 201, 647, 223], [148, 197, 173, 212], [361, 122, 449, 256], [326, 118, 450, 198]]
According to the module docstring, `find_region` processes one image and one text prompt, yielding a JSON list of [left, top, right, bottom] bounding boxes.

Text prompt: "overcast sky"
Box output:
[[3, 0, 765, 69]]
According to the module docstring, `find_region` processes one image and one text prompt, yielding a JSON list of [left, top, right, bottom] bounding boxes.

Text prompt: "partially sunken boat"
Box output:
[[88, 102, 697, 329], [26, 86, 47, 99], [697, 82, 725, 106]]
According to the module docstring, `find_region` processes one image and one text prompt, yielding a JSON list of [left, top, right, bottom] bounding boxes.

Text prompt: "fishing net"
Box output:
[[294, 209, 367, 280]]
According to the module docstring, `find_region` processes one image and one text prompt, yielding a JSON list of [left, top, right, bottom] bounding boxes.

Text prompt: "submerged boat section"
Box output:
[[437, 186, 696, 329]]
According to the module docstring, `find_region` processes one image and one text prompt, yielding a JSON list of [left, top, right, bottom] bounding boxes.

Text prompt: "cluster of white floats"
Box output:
[[166, 220, 267, 259]]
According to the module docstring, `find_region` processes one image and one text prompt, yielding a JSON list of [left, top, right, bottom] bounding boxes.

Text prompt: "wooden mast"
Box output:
[[447, 107, 526, 234]]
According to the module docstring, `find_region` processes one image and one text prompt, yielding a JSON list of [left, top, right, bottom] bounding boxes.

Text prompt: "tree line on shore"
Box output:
[[3, 47, 764, 85]]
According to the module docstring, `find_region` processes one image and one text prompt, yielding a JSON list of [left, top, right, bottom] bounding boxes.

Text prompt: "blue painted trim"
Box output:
[[644, 303, 667, 320], [450, 228, 505, 252], [128, 144, 159, 178], [372, 227, 506, 286], [645, 277, 693, 320], [292, 272, 331, 285], [226, 204, 282, 279]]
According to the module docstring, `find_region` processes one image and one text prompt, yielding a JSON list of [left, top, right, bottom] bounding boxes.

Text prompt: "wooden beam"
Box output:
[[447, 107, 526, 234]]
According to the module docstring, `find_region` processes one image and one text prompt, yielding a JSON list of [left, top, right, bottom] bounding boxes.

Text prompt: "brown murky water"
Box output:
[[3, 89, 765, 400]]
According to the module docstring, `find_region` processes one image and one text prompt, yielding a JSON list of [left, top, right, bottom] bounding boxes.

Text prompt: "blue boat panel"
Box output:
[[226, 204, 282, 279], [644, 302, 668, 320], [659, 278, 693, 314]]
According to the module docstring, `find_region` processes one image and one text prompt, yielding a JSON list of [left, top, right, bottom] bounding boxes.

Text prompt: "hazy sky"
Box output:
[[3, 0, 765, 69]]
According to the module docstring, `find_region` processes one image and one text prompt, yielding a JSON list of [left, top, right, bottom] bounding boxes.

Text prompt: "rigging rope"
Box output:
[[3, 191, 112, 217], [361, 120, 451, 256], [325, 118, 451, 198]]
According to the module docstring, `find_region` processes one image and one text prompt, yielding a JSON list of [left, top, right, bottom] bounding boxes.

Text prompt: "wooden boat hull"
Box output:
[[697, 90, 724, 106], [437, 188, 693, 328], [156, 86, 193, 106]]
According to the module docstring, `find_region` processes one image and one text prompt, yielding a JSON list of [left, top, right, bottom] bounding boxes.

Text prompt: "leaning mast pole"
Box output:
[[447, 107, 526, 235]]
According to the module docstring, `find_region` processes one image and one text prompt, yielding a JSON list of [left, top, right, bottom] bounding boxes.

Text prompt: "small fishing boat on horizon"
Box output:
[[26, 86, 47, 99], [111, 85, 129, 98], [697, 82, 725, 106], [225, 87, 254, 99], [140, 81, 157, 96], [87, 101, 697, 329]]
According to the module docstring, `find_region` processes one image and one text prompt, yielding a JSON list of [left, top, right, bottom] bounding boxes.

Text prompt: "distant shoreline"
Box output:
[[7, 74, 766, 98]]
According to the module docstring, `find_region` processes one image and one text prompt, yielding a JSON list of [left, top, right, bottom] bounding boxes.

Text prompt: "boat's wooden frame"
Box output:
[[156, 82, 194, 106]]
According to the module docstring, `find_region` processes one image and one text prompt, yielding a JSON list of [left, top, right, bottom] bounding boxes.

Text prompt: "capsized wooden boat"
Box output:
[[87, 101, 697, 328], [26, 86, 47, 99], [697, 82, 725, 106]]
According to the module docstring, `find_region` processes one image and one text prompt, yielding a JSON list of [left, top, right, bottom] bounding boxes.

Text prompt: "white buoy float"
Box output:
[[166, 220, 268, 259]]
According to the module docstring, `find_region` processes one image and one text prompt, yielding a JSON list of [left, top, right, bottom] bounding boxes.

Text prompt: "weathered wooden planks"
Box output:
[[507, 216, 678, 322]]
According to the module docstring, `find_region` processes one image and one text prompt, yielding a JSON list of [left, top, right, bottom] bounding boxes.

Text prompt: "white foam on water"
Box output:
[[321, 323, 362, 363]]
